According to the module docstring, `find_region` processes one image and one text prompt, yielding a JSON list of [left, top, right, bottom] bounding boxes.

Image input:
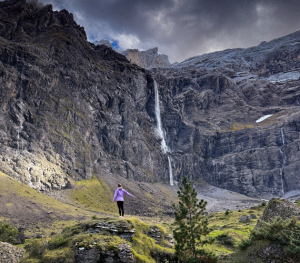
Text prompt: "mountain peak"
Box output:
[[0, 0, 86, 41], [122, 47, 170, 68]]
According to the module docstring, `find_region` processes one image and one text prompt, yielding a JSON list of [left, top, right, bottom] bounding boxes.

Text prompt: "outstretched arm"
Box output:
[[124, 190, 134, 198]]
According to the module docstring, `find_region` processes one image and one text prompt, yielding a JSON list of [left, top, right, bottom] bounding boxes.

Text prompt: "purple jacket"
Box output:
[[113, 187, 133, 202]]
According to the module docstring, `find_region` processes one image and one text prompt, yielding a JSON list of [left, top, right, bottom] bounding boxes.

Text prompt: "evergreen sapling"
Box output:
[[172, 177, 217, 262]]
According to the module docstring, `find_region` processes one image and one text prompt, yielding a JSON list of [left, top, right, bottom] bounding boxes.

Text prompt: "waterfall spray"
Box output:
[[168, 156, 174, 186], [279, 128, 286, 195], [281, 127, 285, 145], [154, 80, 168, 154], [154, 79, 174, 186]]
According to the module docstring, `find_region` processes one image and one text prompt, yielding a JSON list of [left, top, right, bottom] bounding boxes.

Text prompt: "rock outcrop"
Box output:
[[85, 221, 135, 240], [256, 198, 300, 228], [235, 199, 300, 263], [0, 241, 24, 263], [75, 243, 134, 263], [123, 47, 170, 68], [93, 39, 113, 49]]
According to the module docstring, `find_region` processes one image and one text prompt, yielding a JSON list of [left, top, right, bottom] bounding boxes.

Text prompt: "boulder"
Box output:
[[256, 198, 300, 228], [0, 241, 24, 263], [239, 215, 250, 222]]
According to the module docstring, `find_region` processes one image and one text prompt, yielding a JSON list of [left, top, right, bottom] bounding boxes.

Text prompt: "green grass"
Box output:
[[21, 217, 174, 263], [70, 175, 118, 214], [223, 240, 269, 263], [204, 205, 265, 257], [0, 171, 99, 236]]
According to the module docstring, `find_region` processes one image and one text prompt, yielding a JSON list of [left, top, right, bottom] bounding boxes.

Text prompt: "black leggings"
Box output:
[[117, 201, 124, 216]]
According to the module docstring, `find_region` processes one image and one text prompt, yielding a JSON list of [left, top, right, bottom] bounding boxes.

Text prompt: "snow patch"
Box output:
[[256, 114, 273, 123], [267, 71, 300, 83]]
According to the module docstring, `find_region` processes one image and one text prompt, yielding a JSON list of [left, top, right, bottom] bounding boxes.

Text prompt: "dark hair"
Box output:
[[118, 183, 122, 187]]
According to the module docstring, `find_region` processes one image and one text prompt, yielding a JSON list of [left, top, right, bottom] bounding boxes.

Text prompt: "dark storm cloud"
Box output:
[[39, 0, 300, 62]]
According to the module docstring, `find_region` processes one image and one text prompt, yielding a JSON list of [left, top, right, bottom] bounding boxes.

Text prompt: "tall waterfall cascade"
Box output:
[[281, 127, 285, 145], [280, 128, 286, 195], [153, 79, 174, 186]]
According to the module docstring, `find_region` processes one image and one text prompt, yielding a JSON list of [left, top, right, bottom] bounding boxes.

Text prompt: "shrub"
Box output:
[[25, 239, 49, 259], [238, 238, 252, 250], [187, 249, 218, 263], [216, 233, 234, 246], [225, 209, 231, 216], [241, 216, 300, 260], [261, 201, 267, 207], [0, 221, 18, 244]]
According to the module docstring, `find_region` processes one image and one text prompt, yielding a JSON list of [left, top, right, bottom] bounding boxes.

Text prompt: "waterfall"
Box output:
[[279, 148, 287, 195], [281, 127, 285, 145], [154, 79, 173, 186], [154, 80, 168, 154], [279, 128, 286, 195], [280, 168, 284, 195], [168, 156, 174, 186]]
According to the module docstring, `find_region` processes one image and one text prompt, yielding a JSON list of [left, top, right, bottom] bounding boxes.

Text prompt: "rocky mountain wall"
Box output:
[[152, 31, 300, 197], [0, 0, 300, 199], [0, 0, 170, 191]]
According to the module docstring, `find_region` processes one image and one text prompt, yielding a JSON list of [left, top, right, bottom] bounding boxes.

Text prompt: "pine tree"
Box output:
[[172, 177, 216, 263]]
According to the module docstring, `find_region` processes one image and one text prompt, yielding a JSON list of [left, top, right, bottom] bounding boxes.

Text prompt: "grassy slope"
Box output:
[[206, 206, 265, 258], [0, 169, 269, 262], [70, 175, 118, 214], [0, 171, 95, 236]]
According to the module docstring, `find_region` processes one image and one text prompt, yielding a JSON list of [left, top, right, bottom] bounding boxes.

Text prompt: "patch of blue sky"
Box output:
[[112, 40, 119, 50]]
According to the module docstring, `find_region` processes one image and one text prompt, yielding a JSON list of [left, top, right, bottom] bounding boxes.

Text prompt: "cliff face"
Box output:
[[0, 0, 300, 198], [0, 0, 169, 191], [152, 31, 300, 197], [123, 47, 170, 69]]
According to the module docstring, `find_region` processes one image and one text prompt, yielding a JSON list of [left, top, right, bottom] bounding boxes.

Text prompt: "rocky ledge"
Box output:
[[0, 241, 24, 263], [75, 242, 134, 263]]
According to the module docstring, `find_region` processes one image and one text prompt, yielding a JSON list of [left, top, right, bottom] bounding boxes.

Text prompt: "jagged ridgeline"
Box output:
[[1, 0, 300, 200]]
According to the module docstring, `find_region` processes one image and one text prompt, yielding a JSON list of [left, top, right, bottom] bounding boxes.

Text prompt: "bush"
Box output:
[[252, 216, 300, 259], [0, 221, 18, 244], [216, 233, 234, 246], [225, 209, 231, 216], [238, 238, 252, 250], [187, 249, 219, 263], [48, 234, 69, 250], [261, 201, 267, 207], [25, 239, 48, 259]]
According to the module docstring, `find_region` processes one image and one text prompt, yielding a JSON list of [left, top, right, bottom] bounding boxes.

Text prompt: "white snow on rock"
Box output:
[[267, 71, 300, 83], [256, 114, 273, 123]]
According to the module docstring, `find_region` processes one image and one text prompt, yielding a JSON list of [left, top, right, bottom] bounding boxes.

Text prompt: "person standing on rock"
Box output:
[[113, 184, 134, 218]]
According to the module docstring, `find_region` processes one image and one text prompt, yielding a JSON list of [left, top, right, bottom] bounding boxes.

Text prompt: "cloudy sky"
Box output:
[[38, 0, 300, 63]]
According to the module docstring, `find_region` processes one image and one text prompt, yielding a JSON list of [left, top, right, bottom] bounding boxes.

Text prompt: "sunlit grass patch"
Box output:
[[70, 175, 118, 214]]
